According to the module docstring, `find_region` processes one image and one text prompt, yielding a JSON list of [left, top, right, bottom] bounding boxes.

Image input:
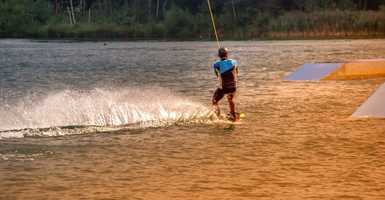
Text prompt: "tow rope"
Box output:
[[207, 0, 221, 48]]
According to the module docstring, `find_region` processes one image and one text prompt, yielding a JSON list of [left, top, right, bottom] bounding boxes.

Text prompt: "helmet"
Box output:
[[218, 47, 228, 58]]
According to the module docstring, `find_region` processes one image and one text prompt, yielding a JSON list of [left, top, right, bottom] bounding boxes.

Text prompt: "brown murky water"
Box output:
[[1, 39, 385, 199]]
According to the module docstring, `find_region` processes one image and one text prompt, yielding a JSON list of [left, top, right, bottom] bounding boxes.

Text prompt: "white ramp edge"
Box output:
[[285, 63, 343, 81], [352, 83, 385, 118]]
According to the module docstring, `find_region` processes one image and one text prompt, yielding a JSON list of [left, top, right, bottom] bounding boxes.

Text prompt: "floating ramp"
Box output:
[[352, 83, 385, 118], [285, 63, 342, 81], [285, 59, 385, 81]]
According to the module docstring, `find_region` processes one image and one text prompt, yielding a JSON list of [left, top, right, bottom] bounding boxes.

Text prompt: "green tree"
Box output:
[[164, 5, 194, 38]]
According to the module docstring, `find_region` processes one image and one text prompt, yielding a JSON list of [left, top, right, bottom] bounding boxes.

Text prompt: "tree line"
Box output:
[[0, 0, 385, 39]]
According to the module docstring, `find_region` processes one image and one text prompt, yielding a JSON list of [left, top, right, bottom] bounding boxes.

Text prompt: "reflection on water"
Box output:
[[1, 39, 385, 199]]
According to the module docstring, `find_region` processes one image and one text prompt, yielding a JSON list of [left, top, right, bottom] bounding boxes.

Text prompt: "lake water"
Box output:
[[1, 39, 385, 199]]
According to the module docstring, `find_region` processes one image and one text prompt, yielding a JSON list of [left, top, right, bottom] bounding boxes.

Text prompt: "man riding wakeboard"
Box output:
[[212, 47, 239, 121]]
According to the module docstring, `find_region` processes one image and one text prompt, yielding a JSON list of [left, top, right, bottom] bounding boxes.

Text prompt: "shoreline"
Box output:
[[1, 35, 385, 42]]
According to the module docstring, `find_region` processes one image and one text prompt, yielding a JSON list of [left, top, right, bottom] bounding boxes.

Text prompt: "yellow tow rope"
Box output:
[[207, 0, 221, 48]]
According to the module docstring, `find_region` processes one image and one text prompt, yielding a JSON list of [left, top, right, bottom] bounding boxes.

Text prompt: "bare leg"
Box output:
[[227, 94, 235, 116], [213, 102, 220, 117], [212, 88, 224, 117]]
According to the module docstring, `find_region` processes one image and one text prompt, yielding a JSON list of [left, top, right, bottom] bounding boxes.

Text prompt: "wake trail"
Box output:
[[0, 87, 216, 139]]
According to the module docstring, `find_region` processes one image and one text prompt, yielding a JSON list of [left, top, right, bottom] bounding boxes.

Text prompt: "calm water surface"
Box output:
[[1, 39, 385, 199]]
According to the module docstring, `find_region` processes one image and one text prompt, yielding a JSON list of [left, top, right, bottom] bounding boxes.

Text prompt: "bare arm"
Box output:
[[214, 68, 220, 78]]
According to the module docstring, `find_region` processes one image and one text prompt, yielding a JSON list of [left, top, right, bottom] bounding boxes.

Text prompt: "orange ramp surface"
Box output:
[[286, 59, 385, 81]]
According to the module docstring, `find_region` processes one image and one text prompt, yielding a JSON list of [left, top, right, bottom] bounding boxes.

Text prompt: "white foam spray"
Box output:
[[0, 88, 215, 139]]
